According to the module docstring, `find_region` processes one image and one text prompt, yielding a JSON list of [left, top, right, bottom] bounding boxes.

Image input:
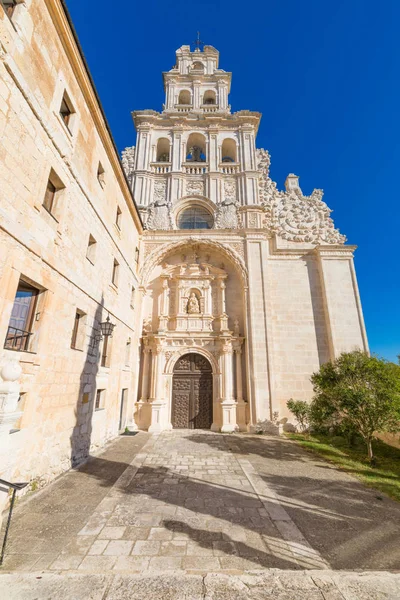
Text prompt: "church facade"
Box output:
[[122, 45, 369, 433]]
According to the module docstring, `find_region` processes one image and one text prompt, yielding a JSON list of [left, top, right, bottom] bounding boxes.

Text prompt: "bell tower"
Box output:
[[163, 44, 231, 114], [124, 43, 262, 229]]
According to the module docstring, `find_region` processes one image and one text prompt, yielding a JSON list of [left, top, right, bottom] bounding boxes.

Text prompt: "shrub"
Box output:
[[286, 399, 310, 432]]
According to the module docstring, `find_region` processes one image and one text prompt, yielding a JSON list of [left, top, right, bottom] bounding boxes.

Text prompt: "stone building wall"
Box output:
[[0, 0, 143, 510]]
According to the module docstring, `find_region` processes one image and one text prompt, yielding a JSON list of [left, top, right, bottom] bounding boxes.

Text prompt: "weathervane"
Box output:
[[193, 31, 204, 51]]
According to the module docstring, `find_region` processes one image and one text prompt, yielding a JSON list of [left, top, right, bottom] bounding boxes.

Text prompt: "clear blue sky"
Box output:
[[66, 0, 399, 363]]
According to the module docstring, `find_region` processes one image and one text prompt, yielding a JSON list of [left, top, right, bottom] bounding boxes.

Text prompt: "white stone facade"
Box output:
[[123, 44, 369, 433], [0, 0, 143, 515]]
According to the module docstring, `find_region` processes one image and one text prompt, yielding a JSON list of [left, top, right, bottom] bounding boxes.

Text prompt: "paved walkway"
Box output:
[[1, 430, 400, 592]]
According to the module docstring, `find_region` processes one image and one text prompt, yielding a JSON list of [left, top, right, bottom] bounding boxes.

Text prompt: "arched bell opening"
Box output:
[[171, 353, 213, 430]]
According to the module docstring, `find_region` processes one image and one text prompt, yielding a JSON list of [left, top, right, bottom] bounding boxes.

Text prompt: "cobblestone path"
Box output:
[[2, 430, 400, 576]]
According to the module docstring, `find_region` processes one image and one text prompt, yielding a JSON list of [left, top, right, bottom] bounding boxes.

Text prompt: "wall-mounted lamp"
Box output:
[[100, 315, 116, 338]]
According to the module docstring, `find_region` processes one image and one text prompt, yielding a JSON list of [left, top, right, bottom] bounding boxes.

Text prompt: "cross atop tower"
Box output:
[[193, 31, 204, 52]]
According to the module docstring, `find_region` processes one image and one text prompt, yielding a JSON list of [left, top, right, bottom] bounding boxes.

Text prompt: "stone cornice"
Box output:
[[132, 110, 261, 132], [46, 0, 143, 231]]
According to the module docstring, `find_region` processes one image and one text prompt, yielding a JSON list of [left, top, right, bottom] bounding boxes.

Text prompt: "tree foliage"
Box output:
[[286, 399, 310, 432], [310, 351, 400, 461]]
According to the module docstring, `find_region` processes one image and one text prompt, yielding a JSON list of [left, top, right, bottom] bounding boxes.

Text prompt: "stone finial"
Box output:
[[285, 173, 301, 193]]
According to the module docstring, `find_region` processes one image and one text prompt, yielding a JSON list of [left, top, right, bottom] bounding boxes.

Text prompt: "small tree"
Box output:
[[311, 351, 400, 462], [287, 399, 310, 432]]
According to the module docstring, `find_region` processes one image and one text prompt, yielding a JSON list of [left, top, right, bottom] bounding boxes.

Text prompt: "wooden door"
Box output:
[[172, 353, 213, 429]]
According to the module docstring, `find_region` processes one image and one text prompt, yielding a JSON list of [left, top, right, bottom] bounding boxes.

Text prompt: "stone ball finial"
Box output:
[[1, 359, 22, 383]]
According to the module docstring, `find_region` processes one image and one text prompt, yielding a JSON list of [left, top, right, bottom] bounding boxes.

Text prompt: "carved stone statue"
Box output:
[[187, 292, 200, 314]]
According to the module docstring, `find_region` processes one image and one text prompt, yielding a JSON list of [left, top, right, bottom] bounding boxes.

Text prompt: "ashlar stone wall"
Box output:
[[0, 0, 143, 508]]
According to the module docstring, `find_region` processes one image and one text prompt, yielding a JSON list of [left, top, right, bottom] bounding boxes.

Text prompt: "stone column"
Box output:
[[220, 343, 238, 433]]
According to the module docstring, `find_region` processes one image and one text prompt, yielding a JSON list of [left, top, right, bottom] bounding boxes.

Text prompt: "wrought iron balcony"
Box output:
[[4, 326, 33, 352]]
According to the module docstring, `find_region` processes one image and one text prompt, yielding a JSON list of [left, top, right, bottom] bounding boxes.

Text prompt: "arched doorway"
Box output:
[[172, 353, 213, 429]]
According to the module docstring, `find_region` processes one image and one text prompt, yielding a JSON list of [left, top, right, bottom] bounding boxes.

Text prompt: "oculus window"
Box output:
[[177, 206, 213, 230]]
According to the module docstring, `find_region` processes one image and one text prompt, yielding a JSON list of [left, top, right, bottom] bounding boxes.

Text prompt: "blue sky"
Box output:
[[66, 0, 399, 363]]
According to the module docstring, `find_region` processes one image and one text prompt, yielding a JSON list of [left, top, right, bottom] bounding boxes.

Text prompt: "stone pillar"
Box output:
[[235, 346, 247, 431], [159, 278, 169, 331], [235, 348, 243, 402], [0, 358, 22, 436], [219, 280, 229, 331], [220, 343, 238, 433], [149, 347, 170, 432], [140, 346, 151, 402]]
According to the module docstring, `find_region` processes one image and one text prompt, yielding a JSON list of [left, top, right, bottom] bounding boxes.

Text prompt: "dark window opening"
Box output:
[[116, 206, 122, 229], [95, 389, 105, 410], [112, 259, 119, 287], [2, 1, 18, 19], [178, 206, 213, 230], [86, 235, 96, 264], [4, 280, 39, 352], [97, 162, 105, 187], [43, 179, 56, 214], [60, 92, 74, 132], [101, 336, 109, 368]]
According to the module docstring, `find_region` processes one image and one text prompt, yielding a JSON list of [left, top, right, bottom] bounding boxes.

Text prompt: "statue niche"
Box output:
[[187, 291, 201, 314]]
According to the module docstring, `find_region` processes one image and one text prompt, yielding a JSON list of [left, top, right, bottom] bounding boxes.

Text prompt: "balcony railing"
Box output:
[[219, 162, 240, 174], [150, 162, 172, 174], [201, 104, 219, 113], [182, 162, 209, 175], [174, 104, 193, 113], [4, 326, 33, 352]]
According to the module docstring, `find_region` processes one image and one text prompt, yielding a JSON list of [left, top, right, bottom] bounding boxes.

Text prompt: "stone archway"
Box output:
[[171, 353, 213, 429]]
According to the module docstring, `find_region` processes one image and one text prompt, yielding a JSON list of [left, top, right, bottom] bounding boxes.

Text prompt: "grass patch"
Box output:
[[287, 432, 400, 502]]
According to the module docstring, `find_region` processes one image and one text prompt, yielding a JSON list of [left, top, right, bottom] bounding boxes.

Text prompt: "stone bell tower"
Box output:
[[123, 44, 261, 230], [122, 42, 367, 435]]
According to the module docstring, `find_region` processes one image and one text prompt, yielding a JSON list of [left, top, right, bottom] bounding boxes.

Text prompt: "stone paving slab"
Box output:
[[1, 571, 400, 599], [2, 430, 400, 575]]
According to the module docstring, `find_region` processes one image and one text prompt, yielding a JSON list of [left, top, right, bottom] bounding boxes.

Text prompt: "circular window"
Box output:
[[177, 206, 213, 230]]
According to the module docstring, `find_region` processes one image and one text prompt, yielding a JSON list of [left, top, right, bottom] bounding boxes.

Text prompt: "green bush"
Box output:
[[310, 351, 400, 462], [286, 399, 310, 432]]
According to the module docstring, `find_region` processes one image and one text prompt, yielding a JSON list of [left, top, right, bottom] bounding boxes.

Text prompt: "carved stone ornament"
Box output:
[[187, 292, 201, 314], [121, 146, 135, 186], [186, 180, 204, 196], [256, 148, 346, 244], [146, 180, 174, 230]]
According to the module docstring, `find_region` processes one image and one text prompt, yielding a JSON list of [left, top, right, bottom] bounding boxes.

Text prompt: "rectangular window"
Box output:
[[4, 280, 39, 352], [135, 247, 139, 264], [86, 234, 97, 264], [116, 206, 122, 229], [101, 336, 109, 368], [97, 162, 105, 187], [43, 170, 64, 219], [71, 310, 86, 350], [95, 389, 105, 410], [112, 259, 119, 287], [59, 92, 74, 132], [43, 179, 56, 214], [1, 1, 18, 19]]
